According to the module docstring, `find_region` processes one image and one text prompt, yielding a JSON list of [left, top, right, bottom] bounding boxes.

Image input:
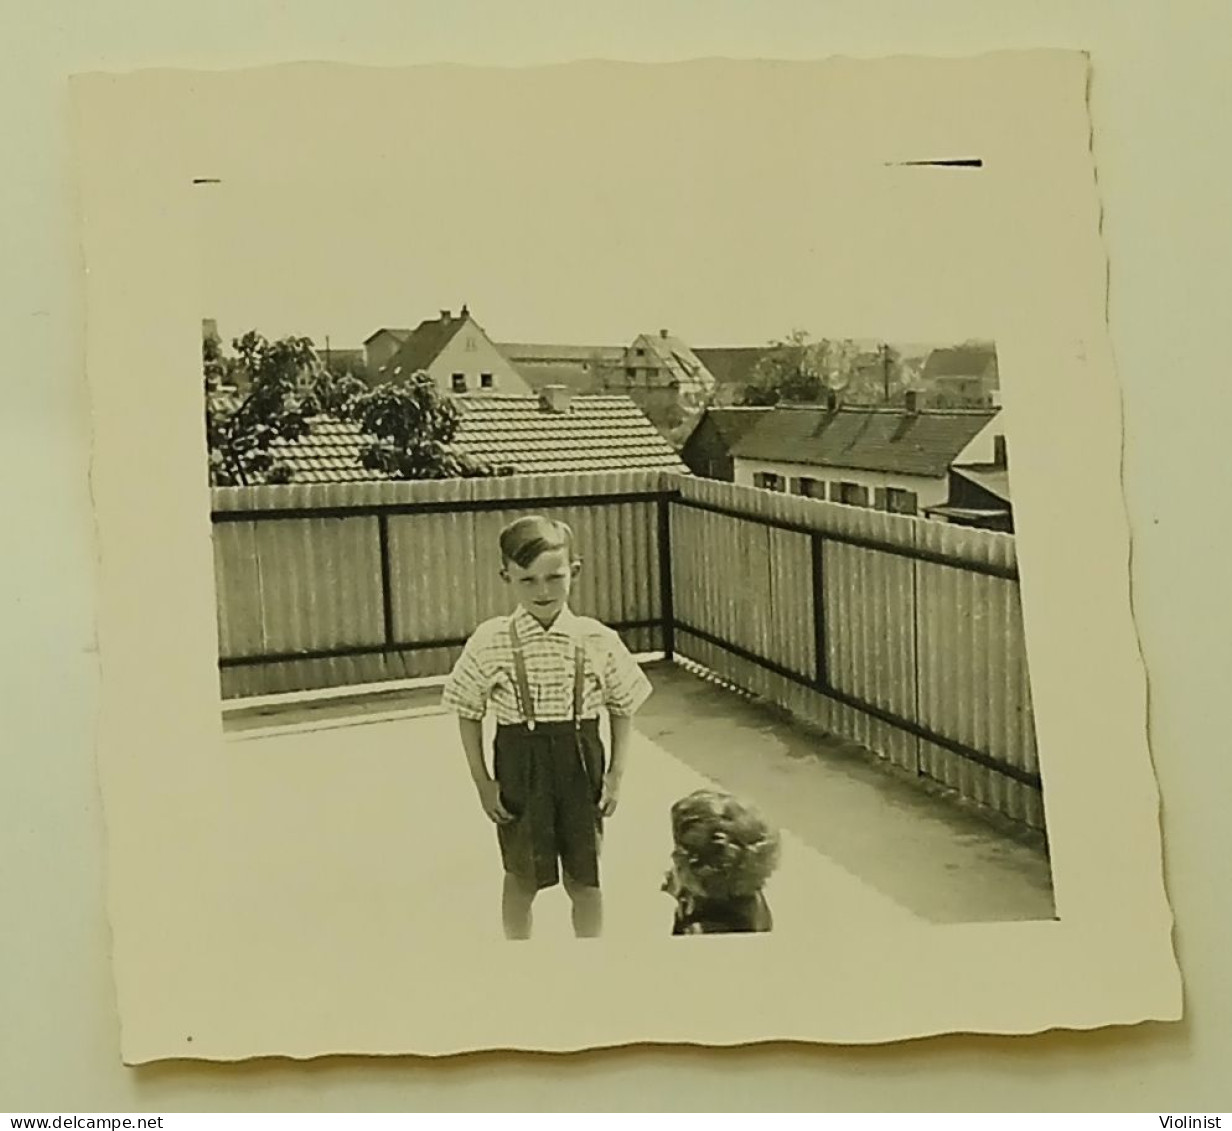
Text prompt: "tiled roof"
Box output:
[[497, 343, 623, 365], [731, 404, 1000, 478], [379, 315, 466, 377], [922, 344, 997, 380], [694, 346, 774, 390], [363, 327, 412, 345], [268, 394, 688, 483], [638, 333, 715, 388], [695, 407, 773, 449], [455, 394, 688, 474], [268, 420, 377, 484]]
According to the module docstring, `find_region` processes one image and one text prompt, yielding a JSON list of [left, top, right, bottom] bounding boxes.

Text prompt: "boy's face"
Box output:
[[502, 546, 580, 625]]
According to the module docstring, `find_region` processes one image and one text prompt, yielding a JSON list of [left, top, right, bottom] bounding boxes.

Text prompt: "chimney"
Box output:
[[539, 384, 575, 414], [440, 308, 452, 321], [659, 328, 669, 339], [905, 390, 920, 415]]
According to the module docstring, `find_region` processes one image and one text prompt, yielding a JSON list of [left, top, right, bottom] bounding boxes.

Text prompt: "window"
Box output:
[[837, 481, 869, 507], [884, 487, 918, 515], [451, 373, 467, 392], [480, 373, 494, 389], [464, 335, 478, 352], [793, 477, 825, 499], [754, 472, 785, 493], [625, 367, 637, 379], [993, 435, 1008, 467]]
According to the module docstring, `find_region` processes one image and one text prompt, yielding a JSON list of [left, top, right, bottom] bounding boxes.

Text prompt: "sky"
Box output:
[[191, 62, 1001, 358]]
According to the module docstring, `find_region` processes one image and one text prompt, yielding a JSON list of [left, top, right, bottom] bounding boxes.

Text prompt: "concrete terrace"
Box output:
[[224, 661, 1055, 942]]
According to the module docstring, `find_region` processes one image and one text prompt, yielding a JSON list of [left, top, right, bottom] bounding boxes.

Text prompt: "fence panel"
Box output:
[[667, 473, 1042, 830], [212, 471, 669, 698]]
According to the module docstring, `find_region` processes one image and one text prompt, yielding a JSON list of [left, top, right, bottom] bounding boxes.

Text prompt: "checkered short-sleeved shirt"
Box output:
[[441, 605, 653, 725]]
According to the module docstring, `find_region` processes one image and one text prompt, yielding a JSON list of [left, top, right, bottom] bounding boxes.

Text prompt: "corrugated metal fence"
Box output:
[[212, 472, 669, 699], [211, 470, 1043, 829], [669, 476, 1042, 829]]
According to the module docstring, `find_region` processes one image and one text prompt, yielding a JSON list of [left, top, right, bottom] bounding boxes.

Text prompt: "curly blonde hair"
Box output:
[[668, 789, 781, 901]]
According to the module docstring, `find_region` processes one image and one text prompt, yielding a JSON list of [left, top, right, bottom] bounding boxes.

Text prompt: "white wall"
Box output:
[[733, 456, 949, 510], [956, 405, 1009, 464]]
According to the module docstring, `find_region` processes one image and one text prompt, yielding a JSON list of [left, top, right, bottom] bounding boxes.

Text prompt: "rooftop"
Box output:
[[363, 327, 412, 345], [922, 343, 999, 380], [953, 463, 1012, 503], [379, 312, 468, 377], [269, 393, 689, 482], [689, 406, 773, 450], [731, 403, 1000, 478], [497, 343, 624, 365], [222, 661, 1053, 936]]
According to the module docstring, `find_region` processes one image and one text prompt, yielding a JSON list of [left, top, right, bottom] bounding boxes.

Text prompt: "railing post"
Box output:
[[658, 493, 675, 661], [378, 512, 395, 648], [811, 531, 829, 690]]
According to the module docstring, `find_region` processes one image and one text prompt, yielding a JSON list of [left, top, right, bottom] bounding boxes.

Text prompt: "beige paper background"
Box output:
[[4, 1, 1230, 1112], [73, 50, 1178, 1062]]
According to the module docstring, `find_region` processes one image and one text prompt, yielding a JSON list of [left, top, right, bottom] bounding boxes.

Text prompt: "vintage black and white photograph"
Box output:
[[202, 230, 1052, 943], [75, 50, 1184, 1061]]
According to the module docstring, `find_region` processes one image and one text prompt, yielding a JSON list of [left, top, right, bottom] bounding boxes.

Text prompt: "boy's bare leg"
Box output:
[[563, 872, 603, 938], [502, 873, 536, 940]]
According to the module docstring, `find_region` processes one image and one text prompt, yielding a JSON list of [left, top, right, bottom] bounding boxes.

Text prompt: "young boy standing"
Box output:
[[441, 515, 653, 940]]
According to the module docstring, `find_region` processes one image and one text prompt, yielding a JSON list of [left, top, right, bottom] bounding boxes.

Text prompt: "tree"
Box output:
[[204, 331, 321, 487], [348, 372, 512, 480], [302, 366, 368, 419], [741, 332, 861, 406], [842, 343, 917, 405]]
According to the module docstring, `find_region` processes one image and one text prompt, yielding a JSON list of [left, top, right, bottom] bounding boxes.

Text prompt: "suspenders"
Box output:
[[507, 615, 586, 731]]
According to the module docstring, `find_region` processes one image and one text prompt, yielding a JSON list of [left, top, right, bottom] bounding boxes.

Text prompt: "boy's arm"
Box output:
[[442, 626, 512, 824], [459, 716, 513, 824], [596, 631, 652, 817], [457, 716, 490, 786]]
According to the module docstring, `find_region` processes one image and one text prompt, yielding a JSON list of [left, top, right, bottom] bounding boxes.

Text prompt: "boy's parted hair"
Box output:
[[669, 790, 781, 901], [499, 515, 578, 569]]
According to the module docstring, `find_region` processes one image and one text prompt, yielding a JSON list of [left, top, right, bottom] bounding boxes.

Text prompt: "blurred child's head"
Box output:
[[499, 515, 581, 625], [668, 790, 781, 901]]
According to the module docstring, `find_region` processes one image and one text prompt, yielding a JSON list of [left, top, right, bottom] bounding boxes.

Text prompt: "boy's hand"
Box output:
[[598, 772, 621, 817], [475, 778, 514, 824]]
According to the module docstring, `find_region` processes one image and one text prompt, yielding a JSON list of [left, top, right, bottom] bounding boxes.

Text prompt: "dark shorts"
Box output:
[[493, 719, 606, 891]]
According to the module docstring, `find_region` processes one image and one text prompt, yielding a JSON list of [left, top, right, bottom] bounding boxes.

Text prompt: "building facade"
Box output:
[[375, 307, 531, 396], [730, 400, 1001, 517]]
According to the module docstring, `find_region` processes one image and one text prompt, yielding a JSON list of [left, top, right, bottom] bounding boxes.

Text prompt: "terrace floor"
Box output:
[[224, 661, 1055, 942]]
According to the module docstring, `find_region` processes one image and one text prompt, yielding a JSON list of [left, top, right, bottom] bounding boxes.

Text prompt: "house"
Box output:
[[922, 342, 999, 407], [729, 392, 1001, 515], [596, 329, 718, 450], [374, 307, 531, 396], [362, 327, 413, 377], [680, 407, 773, 482], [267, 387, 689, 482], [496, 342, 624, 396], [924, 463, 1014, 532]]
